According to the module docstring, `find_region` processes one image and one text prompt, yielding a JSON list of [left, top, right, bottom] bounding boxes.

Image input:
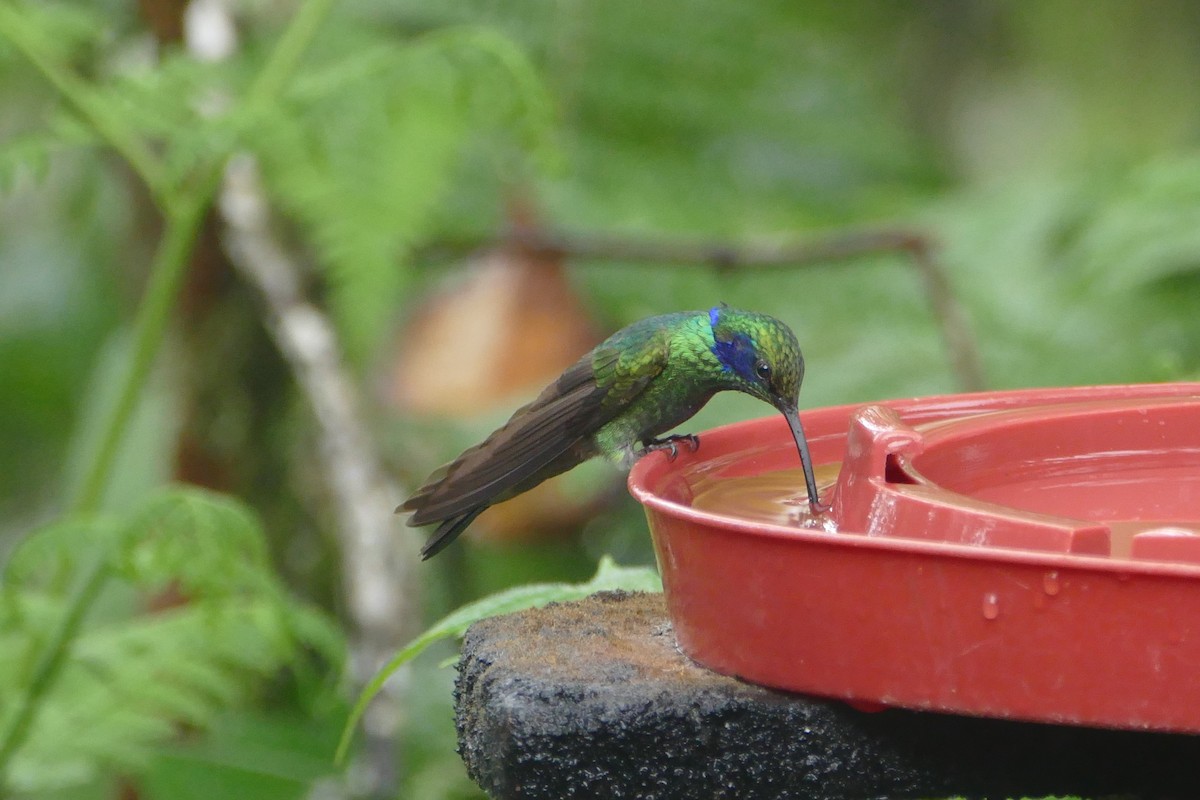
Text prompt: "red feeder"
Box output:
[[628, 383, 1200, 731]]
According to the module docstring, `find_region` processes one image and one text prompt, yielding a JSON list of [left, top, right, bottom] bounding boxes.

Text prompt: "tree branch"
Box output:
[[422, 227, 986, 391], [218, 154, 419, 795]]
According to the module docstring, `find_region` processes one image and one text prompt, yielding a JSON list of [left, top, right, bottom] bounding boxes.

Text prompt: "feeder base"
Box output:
[[456, 591, 1200, 800]]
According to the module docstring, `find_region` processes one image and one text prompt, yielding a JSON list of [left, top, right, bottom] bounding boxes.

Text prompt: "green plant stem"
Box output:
[[69, 196, 212, 514], [0, 555, 108, 780], [0, 1, 338, 787], [0, 4, 167, 201], [244, 0, 336, 109], [0, 196, 212, 790]]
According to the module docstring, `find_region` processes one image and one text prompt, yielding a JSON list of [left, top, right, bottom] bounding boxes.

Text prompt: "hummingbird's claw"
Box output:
[[642, 434, 700, 461]]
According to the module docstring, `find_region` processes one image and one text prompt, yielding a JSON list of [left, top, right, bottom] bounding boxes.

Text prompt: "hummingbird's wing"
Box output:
[[401, 335, 670, 527]]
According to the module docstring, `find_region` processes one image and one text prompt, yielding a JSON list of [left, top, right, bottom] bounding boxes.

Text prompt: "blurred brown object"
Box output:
[[388, 237, 605, 545], [137, 0, 186, 44], [389, 248, 599, 415]]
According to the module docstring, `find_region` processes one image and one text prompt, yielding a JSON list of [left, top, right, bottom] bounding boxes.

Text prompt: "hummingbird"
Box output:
[[401, 306, 825, 559]]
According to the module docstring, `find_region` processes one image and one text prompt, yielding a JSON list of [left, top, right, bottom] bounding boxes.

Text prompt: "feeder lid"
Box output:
[[831, 397, 1200, 562]]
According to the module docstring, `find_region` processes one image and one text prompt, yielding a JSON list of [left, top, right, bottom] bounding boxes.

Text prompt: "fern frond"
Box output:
[[0, 100, 101, 189], [1, 514, 117, 589], [0, 128, 86, 190], [247, 24, 556, 363], [113, 485, 273, 597], [0, 2, 110, 66], [1, 488, 345, 793], [96, 50, 243, 189]]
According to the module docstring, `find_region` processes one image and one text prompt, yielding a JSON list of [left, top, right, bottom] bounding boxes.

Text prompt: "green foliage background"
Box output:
[[4, 1, 1200, 798]]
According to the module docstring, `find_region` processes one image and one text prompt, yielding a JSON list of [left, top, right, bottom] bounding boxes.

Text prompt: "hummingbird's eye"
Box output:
[[755, 360, 771, 381]]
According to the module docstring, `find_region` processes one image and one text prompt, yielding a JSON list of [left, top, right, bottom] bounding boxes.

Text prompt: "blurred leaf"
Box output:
[[335, 555, 661, 763], [2, 515, 116, 589], [398, 657, 485, 800], [94, 51, 241, 190], [0, 488, 344, 793], [59, 329, 179, 514], [140, 710, 341, 800], [249, 24, 555, 364], [1071, 155, 1200, 292], [0, 1, 110, 66], [0, 124, 95, 191], [393, 1, 937, 230], [113, 486, 272, 597]]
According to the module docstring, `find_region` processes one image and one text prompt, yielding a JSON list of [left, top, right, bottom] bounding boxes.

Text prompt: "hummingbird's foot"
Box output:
[[642, 434, 700, 460]]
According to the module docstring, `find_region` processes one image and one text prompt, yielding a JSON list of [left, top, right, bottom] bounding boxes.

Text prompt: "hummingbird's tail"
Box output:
[[419, 506, 486, 560]]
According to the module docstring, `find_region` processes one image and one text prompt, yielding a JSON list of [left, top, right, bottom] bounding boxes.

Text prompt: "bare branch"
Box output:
[[218, 154, 418, 795], [421, 227, 986, 391]]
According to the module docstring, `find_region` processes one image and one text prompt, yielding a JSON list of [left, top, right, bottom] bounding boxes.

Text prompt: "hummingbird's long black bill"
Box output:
[[779, 403, 826, 513]]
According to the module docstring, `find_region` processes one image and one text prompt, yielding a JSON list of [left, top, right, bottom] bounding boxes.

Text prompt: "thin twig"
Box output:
[[508, 227, 930, 269], [899, 238, 986, 393], [185, 1, 414, 793], [219, 154, 417, 641], [0, 4, 167, 201], [421, 227, 986, 391], [218, 155, 418, 795]]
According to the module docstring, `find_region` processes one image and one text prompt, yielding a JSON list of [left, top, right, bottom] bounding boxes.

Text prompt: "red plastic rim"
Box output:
[[629, 383, 1200, 731]]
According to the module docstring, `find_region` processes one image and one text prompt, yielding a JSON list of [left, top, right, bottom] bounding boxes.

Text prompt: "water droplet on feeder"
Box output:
[[1042, 571, 1060, 596], [981, 592, 1000, 620]]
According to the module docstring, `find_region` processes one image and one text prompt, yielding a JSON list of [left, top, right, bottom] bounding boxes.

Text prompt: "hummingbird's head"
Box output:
[[709, 306, 825, 513], [708, 306, 805, 413]]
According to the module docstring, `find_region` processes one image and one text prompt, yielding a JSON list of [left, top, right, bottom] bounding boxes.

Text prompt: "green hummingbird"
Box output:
[[401, 306, 825, 559]]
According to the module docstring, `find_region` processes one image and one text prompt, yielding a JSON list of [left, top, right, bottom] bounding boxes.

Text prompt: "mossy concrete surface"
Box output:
[[455, 590, 1200, 800]]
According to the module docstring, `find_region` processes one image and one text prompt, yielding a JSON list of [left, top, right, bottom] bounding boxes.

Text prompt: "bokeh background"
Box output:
[[4, 1, 1200, 798]]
